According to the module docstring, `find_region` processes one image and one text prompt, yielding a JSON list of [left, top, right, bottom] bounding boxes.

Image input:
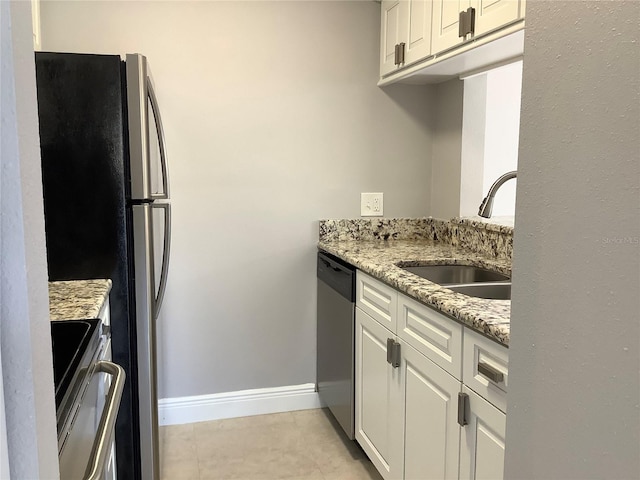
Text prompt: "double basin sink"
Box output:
[[399, 264, 511, 300]]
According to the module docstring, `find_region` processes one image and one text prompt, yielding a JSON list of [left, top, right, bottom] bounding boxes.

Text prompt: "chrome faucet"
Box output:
[[478, 171, 517, 218]]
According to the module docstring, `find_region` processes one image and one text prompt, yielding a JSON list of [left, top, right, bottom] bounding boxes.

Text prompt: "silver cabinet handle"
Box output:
[[391, 340, 400, 368], [478, 362, 504, 384], [386, 339, 401, 368], [387, 338, 394, 364], [458, 10, 466, 37], [84, 361, 126, 480], [468, 7, 476, 36], [397, 42, 405, 65], [457, 392, 469, 426], [458, 7, 476, 38]]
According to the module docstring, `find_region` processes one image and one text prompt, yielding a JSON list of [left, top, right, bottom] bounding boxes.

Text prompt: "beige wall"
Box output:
[[40, 1, 436, 398], [506, 1, 640, 478]]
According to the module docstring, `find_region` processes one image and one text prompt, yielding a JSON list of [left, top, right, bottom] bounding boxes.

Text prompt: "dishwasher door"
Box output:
[[317, 251, 356, 439]]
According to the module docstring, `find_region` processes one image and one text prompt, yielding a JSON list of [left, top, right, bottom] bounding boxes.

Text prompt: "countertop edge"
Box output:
[[48, 279, 112, 321], [318, 240, 510, 347]]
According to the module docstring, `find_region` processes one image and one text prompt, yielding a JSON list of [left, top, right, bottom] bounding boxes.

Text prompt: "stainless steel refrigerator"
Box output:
[[36, 52, 171, 480]]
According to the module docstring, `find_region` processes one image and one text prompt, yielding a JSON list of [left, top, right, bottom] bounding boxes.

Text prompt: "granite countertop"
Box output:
[[49, 279, 112, 321], [318, 238, 512, 346]]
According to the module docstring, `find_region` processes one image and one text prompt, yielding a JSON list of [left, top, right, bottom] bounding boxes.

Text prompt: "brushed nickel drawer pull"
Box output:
[[478, 362, 504, 384], [397, 42, 405, 65], [457, 392, 469, 426], [386, 339, 401, 368]]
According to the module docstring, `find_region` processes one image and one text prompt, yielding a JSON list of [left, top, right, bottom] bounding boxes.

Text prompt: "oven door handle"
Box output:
[[84, 361, 126, 480]]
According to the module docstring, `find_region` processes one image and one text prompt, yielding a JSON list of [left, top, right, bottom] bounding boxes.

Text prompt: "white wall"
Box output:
[[460, 61, 522, 218], [40, 1, 435, 398], [0, 1, 59, 478], [459, 73, 486, 216], [506, 1, 640, 478], [482, 61, 521, 216]]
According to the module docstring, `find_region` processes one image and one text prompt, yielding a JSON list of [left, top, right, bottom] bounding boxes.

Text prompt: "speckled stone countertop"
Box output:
[[318, 219, 512, 346], [49, 279, 112, 321]]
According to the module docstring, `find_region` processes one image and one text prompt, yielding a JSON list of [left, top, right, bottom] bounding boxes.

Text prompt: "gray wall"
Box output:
[[40, 1, 435, 398], [430, 79, 464, 218], [1, 1, 59, 477], [506, 1, 640, 478]]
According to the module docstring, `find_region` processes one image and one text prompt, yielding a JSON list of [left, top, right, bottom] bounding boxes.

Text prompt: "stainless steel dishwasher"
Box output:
[[317, 251, 356, 439]]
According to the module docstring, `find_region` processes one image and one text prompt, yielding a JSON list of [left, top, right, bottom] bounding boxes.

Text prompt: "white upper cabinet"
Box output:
[[432, 0, 523, 54], [380, 0, 526, 83], [380, 0, 405, 76], [405, 0, 433, 66], [431, 0, 470, 54], [472, 0, 524, 37], [380, 1, 433, 77]]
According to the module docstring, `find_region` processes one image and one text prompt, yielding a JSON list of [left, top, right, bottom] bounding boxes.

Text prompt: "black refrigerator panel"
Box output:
[[35, 52, 141, 480]]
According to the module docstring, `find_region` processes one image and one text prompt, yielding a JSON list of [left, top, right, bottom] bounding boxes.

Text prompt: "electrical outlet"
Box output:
[[361, 193, 383, 217]]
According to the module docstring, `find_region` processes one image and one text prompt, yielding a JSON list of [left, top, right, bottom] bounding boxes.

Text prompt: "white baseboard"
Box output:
[[158, 383, 323, 426]]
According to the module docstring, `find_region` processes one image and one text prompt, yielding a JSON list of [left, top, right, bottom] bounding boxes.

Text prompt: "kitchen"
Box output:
[[1, 1, 638, 480]]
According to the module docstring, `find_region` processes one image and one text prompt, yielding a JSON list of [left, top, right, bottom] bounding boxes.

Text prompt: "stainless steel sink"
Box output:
[[448, 283, 511, 300], [399, 264, 510, 285]]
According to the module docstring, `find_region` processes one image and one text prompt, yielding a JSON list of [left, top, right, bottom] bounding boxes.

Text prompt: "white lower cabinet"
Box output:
[[402, 339, 461, 480], [354, 270, 509, 480], [355, 307, 404, 480], [356, 306, 462, 480], [459, 386, 506, 480]]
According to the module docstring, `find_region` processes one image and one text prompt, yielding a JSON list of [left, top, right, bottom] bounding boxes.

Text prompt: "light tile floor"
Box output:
[[159, 408, 383, 480]]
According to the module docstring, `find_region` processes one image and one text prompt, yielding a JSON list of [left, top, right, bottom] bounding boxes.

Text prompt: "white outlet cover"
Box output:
[[361, 192, 383, 217]]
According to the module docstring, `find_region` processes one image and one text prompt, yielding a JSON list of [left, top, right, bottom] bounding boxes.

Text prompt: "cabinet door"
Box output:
[[402, 341, 461, 480], [431, 0, 470, 54], [355, 308, 404, 480], [404, 0, 433, 66], [380, 0, 408, 76], [471, 0, 523, 37], [459, 386, 506, 480]]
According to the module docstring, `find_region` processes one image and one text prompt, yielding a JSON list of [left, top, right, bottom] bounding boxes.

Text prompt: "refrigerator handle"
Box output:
[[152, 203, 171, 320], [147, 78, 170, 199]]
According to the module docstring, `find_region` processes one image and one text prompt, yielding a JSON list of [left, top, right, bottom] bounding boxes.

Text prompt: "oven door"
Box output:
[[58, 360, 125, 480]]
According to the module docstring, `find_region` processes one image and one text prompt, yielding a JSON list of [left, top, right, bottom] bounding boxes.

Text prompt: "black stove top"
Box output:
[[50, 319, 100, 410]]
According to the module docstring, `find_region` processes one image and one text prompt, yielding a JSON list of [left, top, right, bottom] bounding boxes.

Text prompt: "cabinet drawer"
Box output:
[[398, 295, 463, 379], [356, 271, 398, 333], [462, 328, 508, 412]]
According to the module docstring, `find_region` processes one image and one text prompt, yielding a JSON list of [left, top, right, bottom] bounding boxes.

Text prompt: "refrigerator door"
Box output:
[[132, 202, 171, 480], [126, 54, 170, 201]]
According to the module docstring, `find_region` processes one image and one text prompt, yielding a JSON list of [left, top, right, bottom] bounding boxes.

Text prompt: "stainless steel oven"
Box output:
[[53, 320, 125, 480]]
